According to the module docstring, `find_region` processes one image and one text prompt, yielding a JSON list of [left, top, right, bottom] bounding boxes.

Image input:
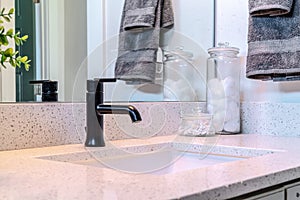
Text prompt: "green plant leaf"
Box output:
[[3, 16, 10, 22], [4, 48, 13, 57], [6, 28, 13, 36], [0, 7, 30, 71], [20, 56, 28, 63], [9, 58, 16, 67], [1, 54, 7, 66], [14, 37, 20, 46], [15, 59, 21, 67], [0, 35, 9, 45], [0, 26, 4, 33], [24, 62, 30, 71], [8, 8, 14, 15], [21, 35, 28, 41]]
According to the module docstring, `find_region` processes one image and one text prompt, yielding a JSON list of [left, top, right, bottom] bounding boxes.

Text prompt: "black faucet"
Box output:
[[85, 78, 142, 147]]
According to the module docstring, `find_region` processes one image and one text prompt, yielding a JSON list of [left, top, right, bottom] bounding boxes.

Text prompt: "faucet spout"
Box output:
[[97, 105, 142, 123], [85, 79, 142, 147]]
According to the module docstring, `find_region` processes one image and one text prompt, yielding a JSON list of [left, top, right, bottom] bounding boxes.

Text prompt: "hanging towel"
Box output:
[[246, 0, 300, 80], [249, 0, 294, 16], [115, 0, 174, 84]]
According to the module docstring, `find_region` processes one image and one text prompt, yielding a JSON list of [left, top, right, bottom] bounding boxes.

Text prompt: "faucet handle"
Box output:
[[95, 78, 117, 93], [94, 78, 117, 83], [87, 78, 117, 93]]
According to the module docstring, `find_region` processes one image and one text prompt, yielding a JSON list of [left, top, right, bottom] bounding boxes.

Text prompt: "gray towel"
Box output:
[[115, 0, 174, 84], [246, 0, 300, 80], [249, 0, 294, 16]]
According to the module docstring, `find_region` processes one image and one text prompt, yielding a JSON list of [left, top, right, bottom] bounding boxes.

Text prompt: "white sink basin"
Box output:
[[73, 150, 244, 175], [38, 142, 276, 174]]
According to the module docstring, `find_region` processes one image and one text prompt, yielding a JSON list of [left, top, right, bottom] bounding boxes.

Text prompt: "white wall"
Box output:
[[86, 0, 104, 79], [48, 0, 65, 101], [216, 0, 300, 103], [48, 0, 87, 102], [64, 0, 87, 102]]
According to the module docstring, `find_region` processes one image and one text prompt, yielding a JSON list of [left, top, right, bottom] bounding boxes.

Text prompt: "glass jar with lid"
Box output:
[[207, 42, 241, 134], [163, 47, 198, 101]]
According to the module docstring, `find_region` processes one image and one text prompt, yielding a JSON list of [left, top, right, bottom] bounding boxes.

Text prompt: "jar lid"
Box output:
[[208, 42, 239, 54], [180, 107, 212, 119], [181, 113, 212, 119], [165, 46, 193, 61]]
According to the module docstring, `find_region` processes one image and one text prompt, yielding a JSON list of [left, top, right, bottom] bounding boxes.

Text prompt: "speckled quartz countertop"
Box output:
[[1, 134, 300, 200]]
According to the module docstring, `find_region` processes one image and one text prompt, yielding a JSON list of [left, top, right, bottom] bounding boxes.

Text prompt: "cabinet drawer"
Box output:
[[286, 184, 300, 200], [243, 189, 284, 200]]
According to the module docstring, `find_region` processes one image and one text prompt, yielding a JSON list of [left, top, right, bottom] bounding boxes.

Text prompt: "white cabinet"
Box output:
[[243, 188, 284, 200], [233, 180, 300, 200], [286, 183, 300, 200]]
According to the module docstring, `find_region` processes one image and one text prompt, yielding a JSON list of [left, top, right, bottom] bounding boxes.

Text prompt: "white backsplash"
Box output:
[[1, 101, 299, 151], [241, 102, 300, 136], [0, 103, 85, 151], [0, 102, 205, 151]]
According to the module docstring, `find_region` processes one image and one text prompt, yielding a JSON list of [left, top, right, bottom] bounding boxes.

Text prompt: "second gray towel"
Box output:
[[115, 0, 174, 84], [249, 0, 294, 16], [246, 0, 300, 80]]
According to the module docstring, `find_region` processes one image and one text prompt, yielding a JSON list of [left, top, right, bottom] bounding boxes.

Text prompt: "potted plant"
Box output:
[[0, 8, 30, 71]]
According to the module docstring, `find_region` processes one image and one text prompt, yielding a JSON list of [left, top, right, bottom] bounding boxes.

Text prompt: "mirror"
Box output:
[[0, 0, 215, 102]]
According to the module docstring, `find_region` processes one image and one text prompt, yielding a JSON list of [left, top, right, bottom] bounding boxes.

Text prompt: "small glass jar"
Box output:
[[178, 108, 215, 137], [207, 43, 241, 134]]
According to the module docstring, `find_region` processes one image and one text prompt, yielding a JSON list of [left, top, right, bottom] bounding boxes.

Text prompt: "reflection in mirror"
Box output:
[[0, 0, 214, 102], [81, 31, 209, 103]]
